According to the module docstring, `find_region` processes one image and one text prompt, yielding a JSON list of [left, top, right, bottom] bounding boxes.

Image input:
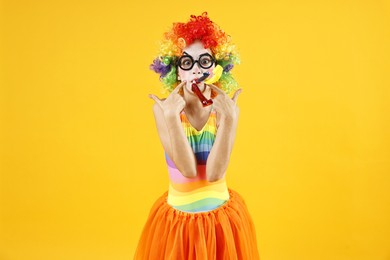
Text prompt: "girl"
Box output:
[[134, 12, 260, 260]]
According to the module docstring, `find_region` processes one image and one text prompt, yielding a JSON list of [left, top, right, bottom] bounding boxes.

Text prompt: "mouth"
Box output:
[[184, 72, 210, 95], [189, 72, 210, 83]]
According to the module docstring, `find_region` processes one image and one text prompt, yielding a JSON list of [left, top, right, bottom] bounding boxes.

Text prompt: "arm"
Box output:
[[205, 107, 239, 182], [152, 103, 198, 178]]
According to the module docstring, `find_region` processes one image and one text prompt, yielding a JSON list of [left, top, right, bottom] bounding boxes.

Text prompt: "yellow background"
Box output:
[[1, 0, 390, 259]]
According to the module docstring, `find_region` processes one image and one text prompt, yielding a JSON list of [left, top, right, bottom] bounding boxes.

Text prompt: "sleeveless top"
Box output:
[[164, 107, 230, 213]]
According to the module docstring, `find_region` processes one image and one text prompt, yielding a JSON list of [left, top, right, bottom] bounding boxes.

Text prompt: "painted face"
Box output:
[[177, 40, 216, 94]]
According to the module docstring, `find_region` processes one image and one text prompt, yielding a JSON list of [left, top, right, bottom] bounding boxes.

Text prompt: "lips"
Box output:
[[190, 78, 200, 83]]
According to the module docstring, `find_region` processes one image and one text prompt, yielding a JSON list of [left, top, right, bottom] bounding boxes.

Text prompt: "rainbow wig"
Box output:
[[150, 12, 241, 97]]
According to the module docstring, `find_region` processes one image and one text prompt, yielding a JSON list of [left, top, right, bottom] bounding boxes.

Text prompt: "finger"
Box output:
[[148, 94, 162, 106], [206, 83, 226, 96], [171, 80, 187, 94], [231, 89, 242, 105]]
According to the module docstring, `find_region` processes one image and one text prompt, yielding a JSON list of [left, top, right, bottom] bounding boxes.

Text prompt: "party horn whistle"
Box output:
[[191, 72, 213, 107]]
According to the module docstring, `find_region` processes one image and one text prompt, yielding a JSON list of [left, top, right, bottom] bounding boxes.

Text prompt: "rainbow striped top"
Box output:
[[165, 107, 230, 213]]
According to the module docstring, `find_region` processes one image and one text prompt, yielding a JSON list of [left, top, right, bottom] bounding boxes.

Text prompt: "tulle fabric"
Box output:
[[134, 188, 260, 260]]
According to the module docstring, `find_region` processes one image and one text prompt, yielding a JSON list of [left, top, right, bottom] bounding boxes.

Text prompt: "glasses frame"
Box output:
[[176, 53, 216, 71]]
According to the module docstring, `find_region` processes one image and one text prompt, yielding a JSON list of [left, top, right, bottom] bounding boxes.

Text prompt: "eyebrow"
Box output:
[[183, 51, 211, 57]]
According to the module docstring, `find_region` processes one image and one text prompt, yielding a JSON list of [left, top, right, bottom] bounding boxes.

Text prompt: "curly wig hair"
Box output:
[[150, 12, 241, 97]]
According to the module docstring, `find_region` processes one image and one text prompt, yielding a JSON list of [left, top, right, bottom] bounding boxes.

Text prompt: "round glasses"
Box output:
[[176, 53, 215, 71]]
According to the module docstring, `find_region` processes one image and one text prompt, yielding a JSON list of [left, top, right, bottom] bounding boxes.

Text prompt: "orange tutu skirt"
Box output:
[[134, 188, 260, 260]]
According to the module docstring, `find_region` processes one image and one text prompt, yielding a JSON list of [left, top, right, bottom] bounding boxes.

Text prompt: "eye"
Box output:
[[200, 58, 211, 65], [180, 57, 193, 67], [199, 55, 213, 67]]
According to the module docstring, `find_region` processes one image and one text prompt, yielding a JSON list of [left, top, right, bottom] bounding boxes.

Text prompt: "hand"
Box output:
[[148, 81, 187, 117], [207, 84, 242, 121]]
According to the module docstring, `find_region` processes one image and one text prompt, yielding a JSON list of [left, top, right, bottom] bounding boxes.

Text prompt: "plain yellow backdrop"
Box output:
[[1, 0, 390, 259]]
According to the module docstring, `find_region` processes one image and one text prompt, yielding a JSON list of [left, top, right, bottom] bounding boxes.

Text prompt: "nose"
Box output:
[[192, 62, 202, 75]]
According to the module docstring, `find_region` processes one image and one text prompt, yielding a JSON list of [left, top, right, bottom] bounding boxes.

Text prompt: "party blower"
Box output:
[[191, 65, 224, 107]]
